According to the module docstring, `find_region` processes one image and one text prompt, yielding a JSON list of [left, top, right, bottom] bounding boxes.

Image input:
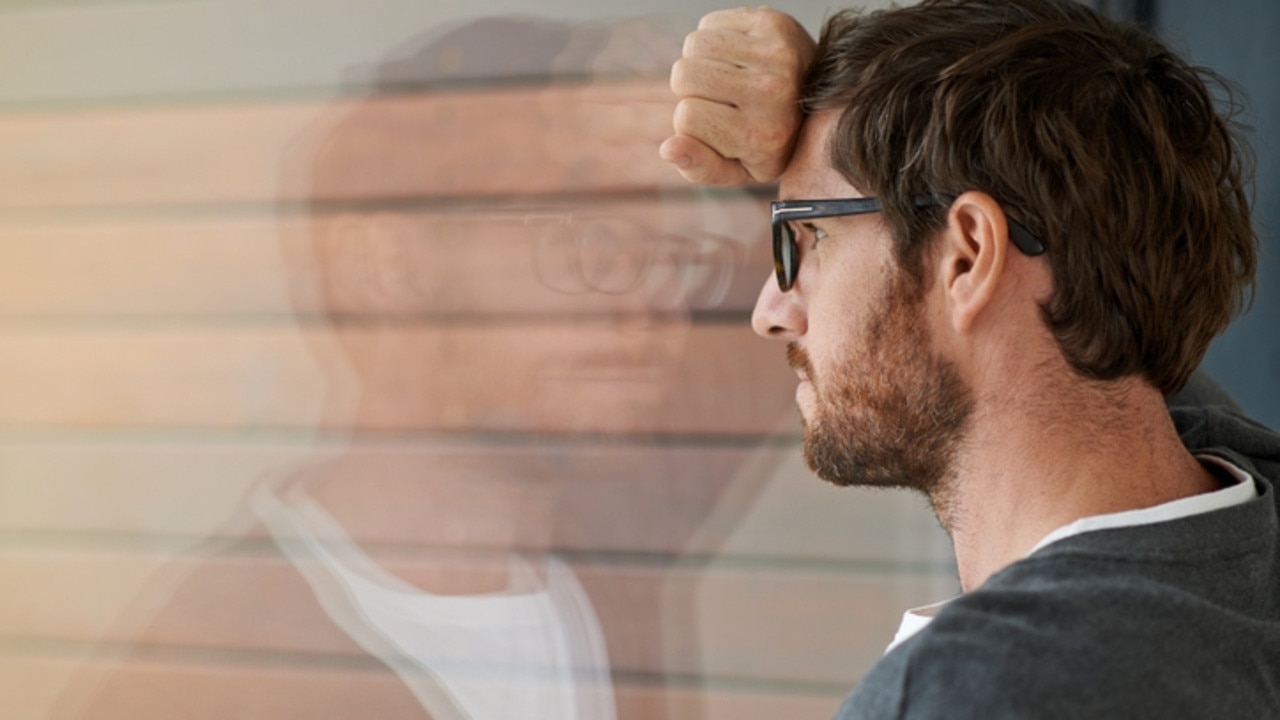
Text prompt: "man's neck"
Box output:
[[941, 375, 1220, 592]]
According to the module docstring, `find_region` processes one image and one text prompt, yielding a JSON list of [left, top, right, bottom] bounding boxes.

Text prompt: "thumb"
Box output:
[[659, 134, 755, 186]]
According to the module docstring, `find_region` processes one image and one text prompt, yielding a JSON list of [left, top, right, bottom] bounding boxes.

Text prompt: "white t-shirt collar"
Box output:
[[1025, 455, 1255, 556]]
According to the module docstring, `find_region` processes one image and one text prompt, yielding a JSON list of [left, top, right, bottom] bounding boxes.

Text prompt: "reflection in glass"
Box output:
[[254, 476, 614, 720]]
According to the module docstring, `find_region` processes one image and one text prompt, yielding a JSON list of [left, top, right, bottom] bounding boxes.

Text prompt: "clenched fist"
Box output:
[[660, 7, 816, 186]]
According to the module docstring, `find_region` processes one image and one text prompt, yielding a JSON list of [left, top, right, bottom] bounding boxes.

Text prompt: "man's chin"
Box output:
[[801, 427, 857, 488], [801, 426, 924, 491]]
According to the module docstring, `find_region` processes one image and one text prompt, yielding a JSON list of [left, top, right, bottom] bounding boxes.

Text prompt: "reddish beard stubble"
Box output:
[[786, 269, 973, 518]]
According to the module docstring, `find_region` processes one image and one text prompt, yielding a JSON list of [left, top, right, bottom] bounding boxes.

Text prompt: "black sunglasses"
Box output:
[[770, 196, 1046, 292]]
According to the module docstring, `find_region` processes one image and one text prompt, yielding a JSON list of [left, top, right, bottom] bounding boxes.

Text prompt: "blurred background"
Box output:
[[0, 1, 1273, 719]]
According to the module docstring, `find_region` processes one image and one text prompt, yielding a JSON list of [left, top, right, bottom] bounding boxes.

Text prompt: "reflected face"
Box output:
[[303, 75, 770, 435], [753, 111, 972, 501], [315, 201, 762, 433], [320, 206, 697, 431]]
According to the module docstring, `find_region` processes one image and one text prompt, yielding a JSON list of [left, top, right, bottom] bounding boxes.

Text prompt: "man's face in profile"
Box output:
[[762, 112, 973, 496], [794, 267, 972, 496]]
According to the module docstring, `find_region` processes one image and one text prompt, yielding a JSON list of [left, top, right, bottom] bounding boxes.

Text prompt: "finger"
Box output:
[[696, 6, 773, 34], [695, 8, 817, 76], [660, 134, 755, 186], [682, 27, 761, 68], [673, 95, 793, 175], [670, 56, 756, 106], [658, 133, 699, 170], [672, 96, 750, 157], [674, 56, 803, 118]]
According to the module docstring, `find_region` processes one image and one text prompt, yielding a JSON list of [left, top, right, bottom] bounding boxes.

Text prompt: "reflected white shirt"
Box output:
[[253, 478, 616, 720]]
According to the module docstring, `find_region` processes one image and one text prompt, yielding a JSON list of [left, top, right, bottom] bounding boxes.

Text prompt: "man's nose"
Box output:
[[751, 274, 806, 340]]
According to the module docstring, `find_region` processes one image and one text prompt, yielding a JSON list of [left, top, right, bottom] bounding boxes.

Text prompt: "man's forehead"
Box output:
[[778, 110, 862, 201]]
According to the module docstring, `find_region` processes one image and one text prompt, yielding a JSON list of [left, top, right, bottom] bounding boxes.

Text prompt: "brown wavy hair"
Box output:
[[802, 0, 1256, 394]]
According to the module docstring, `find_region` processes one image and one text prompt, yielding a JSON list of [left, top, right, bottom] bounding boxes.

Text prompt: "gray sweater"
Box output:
[[837, 405, 1280, 718]]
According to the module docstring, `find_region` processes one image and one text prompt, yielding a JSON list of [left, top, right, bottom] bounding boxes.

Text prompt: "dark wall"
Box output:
[[1156, 0, 1280, 429]]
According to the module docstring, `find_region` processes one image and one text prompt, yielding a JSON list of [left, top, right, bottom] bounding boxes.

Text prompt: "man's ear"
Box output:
[[936, 191, 1011, 334]]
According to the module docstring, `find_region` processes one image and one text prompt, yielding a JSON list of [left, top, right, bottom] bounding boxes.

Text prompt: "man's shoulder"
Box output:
[[836, 578, 1142, 718], [835, 553, 1280, 719]]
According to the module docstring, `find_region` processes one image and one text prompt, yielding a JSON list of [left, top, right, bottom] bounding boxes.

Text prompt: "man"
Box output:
[[662, 0, 1280, 717]]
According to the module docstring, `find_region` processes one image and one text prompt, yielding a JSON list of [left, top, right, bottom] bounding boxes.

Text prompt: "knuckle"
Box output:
[[754, 7, 786, 28], [696, 8, 731, 30], [681, 30, 701, 58], [671, 98, 697, 134], [682, 28, 712, 58], [669, 58, 690, 93], [748, 13, 811, 70], [753, 7, 797, 40]]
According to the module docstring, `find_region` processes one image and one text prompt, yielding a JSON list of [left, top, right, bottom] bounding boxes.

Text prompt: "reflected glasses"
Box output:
[[342, 210, 741, 311], [770, 196, 1046, 292]]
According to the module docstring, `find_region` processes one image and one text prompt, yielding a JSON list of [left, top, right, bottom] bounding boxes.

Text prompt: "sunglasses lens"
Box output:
[[773, 223, 797, 291]]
